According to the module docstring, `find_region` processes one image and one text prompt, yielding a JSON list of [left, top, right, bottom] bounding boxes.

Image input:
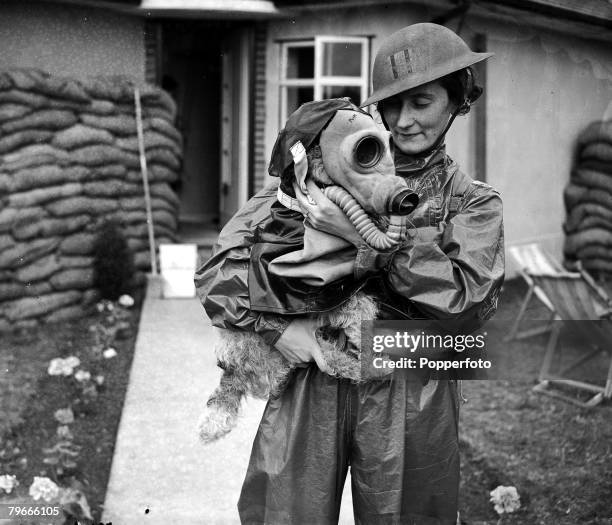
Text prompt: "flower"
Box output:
[[0, 474, 18, 494], [118, 294, 134, 307], [29, 476, 59, 502], [56, 425, 73, 440], [103, 348, 117, 359], [47, 356, 80, 376], [94, 375, 105, 386], [74, 369, 91, 383], [490, 485, 521, 515], [96, 300, 114, 312], [54, 408, 74, 425], [64, 356, 80, 369]]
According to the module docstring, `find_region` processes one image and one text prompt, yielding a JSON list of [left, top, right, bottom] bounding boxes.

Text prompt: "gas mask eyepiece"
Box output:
[[354, 136, 383, 169]]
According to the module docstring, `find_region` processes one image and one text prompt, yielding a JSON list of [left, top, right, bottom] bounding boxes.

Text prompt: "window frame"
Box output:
[[279, 35, 370, 125]]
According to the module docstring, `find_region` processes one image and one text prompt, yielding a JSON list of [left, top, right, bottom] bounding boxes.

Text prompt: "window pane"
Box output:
[[286, 46, 314, 79], [322, 42, 362, 77], [286, 86, 314, 116], [322, 85, 361, 106]]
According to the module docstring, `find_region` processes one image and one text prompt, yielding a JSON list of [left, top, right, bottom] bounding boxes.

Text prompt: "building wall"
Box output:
[[473, 17, 612, 266], [263, 4, 612, 275], [0, 1, 145, 81]]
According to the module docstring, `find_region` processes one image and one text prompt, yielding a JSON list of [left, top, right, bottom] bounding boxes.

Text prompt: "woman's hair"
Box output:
[[439, 68, 471, 107]]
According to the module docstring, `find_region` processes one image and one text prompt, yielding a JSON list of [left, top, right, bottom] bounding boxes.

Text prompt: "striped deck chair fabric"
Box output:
[[530, 269, 612, 407], [505, 243, 564, 341]]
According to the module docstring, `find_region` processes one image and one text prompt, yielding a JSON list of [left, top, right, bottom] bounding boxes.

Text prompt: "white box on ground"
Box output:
[[159, 243, 198, 298]]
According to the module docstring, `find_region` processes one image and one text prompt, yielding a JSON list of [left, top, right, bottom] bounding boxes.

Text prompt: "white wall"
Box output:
[[264, 5, 612, 276], [0, 1, 145, 81], [475, 18, 612, 267]]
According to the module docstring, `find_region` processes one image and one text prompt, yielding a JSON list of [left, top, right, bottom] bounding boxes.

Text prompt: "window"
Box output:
[[279, 36, 369, 125]]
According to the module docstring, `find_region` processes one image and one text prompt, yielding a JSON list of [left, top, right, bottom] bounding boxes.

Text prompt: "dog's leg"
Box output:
[[198, 367, 245, 444]]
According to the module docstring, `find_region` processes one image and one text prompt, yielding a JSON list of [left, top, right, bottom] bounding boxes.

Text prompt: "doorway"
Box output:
[[161, 21, 251, 243]]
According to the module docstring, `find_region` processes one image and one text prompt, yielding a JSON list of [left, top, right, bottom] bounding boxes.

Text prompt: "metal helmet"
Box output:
[[361, 23, 493, 107]]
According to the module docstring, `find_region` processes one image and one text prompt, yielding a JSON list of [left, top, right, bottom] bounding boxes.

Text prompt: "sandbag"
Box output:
[[564, 183, 612, 211], [0, 104, 32, 123], [15, 254, 62, 283], [50, 268, 94, 290], [70, 144, 139, 168], [1, 109, 78, 133], [576, 120, 612, 150], [580, 141, 612, 164], [571, 168, 612, 195], [12, 215, 90, 241], [59, 232, 98, 255], [576, 245, 612, 260], [8, 183, 82, 208], [564, 227, 612, 256], [2, 291, 81, 321], [52, 124, 114, 150], [46, 196, 118, 216], [0, 89, 47, 108], [80, 113, 137, 135], [45, 304, 87, 323], [564, 202, 612, 232], [0, 130, 53, 155], [0, 237, 60, 270]]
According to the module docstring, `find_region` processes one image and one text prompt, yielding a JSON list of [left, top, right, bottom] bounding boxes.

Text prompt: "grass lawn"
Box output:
[[0, 290, 143, 524], [458, 279, 612, 525]]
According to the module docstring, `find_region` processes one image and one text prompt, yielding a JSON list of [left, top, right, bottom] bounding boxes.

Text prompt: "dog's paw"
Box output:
[[197, 405, 237, 444]]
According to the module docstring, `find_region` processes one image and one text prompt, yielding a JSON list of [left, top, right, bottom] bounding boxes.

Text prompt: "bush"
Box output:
[[92, 220, 135, 300]]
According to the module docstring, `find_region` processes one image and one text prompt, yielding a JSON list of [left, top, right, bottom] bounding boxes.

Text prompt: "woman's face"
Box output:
[[381, 80, 456, 155]]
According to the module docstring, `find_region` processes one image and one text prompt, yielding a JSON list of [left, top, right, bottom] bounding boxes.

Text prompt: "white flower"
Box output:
[[64, 356, 80, 369], [96, 301, 105, 313], [103, 348, 117, 359], [54, 408, 74, 425], [56, 425, 73, 440], [47, 356, 80, 376], [74, 369, 91, 383], [94, 375, 105, 386], [29, 476, 59, 503], [118, 294, 134, 308], [490, 485, 521, 515], [0, 474, 18, 494]]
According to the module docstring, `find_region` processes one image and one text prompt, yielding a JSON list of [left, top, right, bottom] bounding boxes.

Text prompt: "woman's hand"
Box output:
[[274, 317, 331, 374], [294, 180, 363, 247]]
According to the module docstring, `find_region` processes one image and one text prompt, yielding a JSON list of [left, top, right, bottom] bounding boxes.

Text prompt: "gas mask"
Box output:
[[318, 109, 417, 217], [270, 102, 419, 285]]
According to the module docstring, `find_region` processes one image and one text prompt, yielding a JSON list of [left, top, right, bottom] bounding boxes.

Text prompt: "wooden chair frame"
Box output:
[[530, 265, 612, 408], [505, 243, 563, 342]]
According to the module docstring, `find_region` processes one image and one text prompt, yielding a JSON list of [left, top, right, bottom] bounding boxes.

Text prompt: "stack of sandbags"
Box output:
[[563, 120, 612, 274], [0, 69, 182, 330]]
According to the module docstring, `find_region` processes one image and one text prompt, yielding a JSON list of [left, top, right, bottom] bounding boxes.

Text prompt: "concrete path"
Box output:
[[102, 276, 354, 524]]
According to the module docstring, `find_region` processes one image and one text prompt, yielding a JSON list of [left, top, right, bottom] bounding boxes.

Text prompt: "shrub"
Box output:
[[92, 220, 135, 300]]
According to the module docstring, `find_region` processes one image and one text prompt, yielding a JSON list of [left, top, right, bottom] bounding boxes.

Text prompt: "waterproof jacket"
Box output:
[[195, 149, 505, 342]]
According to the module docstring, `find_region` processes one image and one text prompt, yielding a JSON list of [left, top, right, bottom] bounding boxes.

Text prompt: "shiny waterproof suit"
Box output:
[[195, 148, 505, 525]]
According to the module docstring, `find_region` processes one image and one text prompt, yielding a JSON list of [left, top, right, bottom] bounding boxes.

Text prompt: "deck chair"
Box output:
[[529, 264, 612, 408], [504, 243, 563, 342]]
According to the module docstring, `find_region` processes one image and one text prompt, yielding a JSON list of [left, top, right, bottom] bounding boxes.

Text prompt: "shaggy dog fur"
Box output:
[[198, 292, 378, 444]]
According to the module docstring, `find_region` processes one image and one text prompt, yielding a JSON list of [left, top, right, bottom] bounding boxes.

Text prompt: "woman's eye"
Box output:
[[414, 99, 431, 108]]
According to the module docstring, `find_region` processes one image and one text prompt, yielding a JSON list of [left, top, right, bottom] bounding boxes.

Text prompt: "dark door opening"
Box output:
[[161, 21, 227, 241]]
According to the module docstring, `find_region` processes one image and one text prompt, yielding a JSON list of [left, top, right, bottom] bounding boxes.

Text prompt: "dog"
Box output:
[[198, 105, 418, 444]]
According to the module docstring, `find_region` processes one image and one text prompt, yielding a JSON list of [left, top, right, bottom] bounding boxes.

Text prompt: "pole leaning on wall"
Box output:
[[134, 87, 158, 275]]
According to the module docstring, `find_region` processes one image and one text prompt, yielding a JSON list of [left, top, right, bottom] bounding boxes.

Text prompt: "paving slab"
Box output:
[[102, 276, 354, 524]]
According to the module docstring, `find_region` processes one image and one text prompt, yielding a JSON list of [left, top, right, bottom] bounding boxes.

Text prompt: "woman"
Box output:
[[196, 23, 504, 525]]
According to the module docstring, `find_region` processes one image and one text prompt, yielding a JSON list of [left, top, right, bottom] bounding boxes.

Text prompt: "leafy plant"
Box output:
[[92, 220, 135, 301]]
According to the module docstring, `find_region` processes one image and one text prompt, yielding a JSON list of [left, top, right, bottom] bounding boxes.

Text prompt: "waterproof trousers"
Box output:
[[238, 366, 460, 525]]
